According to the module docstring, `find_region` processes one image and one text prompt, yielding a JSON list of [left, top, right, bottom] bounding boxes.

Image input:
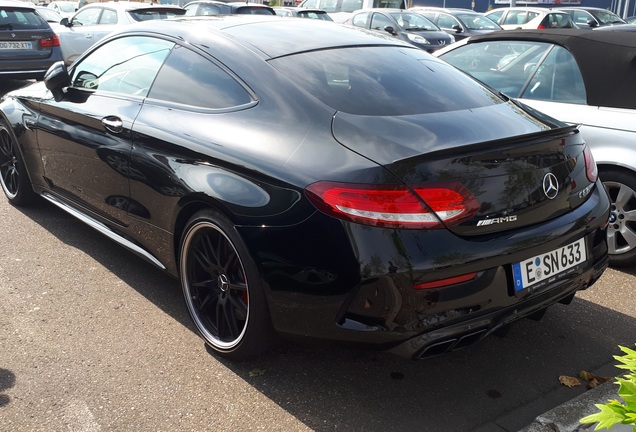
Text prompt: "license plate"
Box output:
[[512, 238, 586, 291], [0, 41, 33, 50]]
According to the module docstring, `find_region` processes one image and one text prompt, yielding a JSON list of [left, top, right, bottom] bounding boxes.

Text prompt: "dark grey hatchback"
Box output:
[[0, 0, 63, 80]]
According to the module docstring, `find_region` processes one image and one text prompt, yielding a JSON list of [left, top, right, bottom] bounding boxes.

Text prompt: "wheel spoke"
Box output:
[[614, 184, 636, 211], [228, 293, 248, 317], [619, 224, 636, 248], [623, 209, 636, 223]]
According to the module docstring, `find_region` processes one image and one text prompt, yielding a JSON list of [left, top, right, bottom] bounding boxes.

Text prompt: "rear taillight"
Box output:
[[305, 181, 479, 229], [39, 34, 60, 48], [583, 145, 598, 182], [413, 272, 478, 290], [537, 24, 547, 29]]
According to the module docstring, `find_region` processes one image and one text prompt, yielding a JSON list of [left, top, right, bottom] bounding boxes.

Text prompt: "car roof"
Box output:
[[84, 1, 182, 10], [467, 28, 636, 109], [108, 15, 411, 58], [0, 0, 36, 8]]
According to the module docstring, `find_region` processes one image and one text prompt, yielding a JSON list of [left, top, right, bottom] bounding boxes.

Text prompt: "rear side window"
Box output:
[[271, 46, 502, 116], [0, 7, 48, 29], [148, 45, 252, 109]]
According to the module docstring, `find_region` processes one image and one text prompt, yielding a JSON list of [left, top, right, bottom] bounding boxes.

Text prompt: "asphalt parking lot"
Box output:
[[1, 79, 635, 432]]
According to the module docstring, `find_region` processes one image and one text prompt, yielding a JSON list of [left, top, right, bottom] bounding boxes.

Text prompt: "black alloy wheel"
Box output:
[[601, 168, 636, 267], [0, 122, 36, 206], [180, 209, 275, 360]]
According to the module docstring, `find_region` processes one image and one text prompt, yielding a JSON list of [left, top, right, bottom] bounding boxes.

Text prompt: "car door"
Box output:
[[57, 6, 121, 64], [36, 35, 174, 225]]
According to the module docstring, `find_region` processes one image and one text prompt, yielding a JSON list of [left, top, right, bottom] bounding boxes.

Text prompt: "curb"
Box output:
[[518, 380, 631, 432]]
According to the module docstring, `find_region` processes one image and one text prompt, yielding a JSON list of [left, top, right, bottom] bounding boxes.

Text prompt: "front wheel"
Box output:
[[0, 122, 36, 206], [601, 168, 636, 267], [179, 209, 276, 360]]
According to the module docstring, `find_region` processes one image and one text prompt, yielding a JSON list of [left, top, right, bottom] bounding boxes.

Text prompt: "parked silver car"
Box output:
[[56, 1, 185, 64], [435, 29, 636, 266]]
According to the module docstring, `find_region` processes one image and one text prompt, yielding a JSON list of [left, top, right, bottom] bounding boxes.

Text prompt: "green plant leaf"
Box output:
[[618, 380, 636, 405], [580, 404, 626, 430]]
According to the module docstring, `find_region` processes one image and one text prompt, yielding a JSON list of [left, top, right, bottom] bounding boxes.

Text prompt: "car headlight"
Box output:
[[449, 35, 455, 43], [406, 33, 430, 44]]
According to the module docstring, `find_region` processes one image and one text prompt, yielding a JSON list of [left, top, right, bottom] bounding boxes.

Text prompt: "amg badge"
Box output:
[[477, 215, 518, 226]]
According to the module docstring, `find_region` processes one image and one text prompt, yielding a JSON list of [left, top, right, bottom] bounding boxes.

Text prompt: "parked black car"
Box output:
[[557, 7, 627, 28], [347, 9, 454, 52], [0, 16, 609, 361], [0, 0, 64, 80], [410, 7, 502, 40]]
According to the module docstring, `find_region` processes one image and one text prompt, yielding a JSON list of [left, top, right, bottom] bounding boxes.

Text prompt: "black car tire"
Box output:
[[600, 168, 636, 267], [179, 209, 276, 360], [0, 121, 36, 206]]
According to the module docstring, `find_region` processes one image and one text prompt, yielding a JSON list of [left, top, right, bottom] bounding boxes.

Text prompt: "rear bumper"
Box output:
[[240, 179, 610, 357], [390, 250, 608, 359]]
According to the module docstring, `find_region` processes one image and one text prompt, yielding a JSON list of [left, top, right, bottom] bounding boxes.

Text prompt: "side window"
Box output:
[[184, 4, 198, 16], [438, 14, 459, 29], [99, 9, 117, 24], [503, 10, 526, 25], [420, 11, 436, 21], [370, 12, 392, 30], [148, 46, 252, 109], [197, 3, 223, 15], [572, 10, 593, 25], [320, 0, 338, 13], [351, 12, 368, 27], [300, 0, 317, 7], [71, 36, 173, 97], [486, 10, 504, 23], [522, 46, 586, 104], [71, 7, 100, 25]]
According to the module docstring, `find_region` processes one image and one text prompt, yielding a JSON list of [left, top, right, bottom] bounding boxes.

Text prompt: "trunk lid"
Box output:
[[331, 102, 595, 235]]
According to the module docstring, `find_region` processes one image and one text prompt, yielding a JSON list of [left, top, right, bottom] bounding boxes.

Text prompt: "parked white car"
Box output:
[[56, 1, 185, 64], [484, 7, 576, 29], [435, 29, 636, 266], [47, 1, 78, 19]]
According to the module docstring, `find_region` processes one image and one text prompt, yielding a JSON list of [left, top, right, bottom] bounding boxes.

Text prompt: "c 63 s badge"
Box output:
[[477, 215, 518, 226]]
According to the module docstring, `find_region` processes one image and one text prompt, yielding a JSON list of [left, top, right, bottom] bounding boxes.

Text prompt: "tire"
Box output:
[[179, 209, 276, 360], [0, 122, 36, 206], [600, 168, 636, 267]]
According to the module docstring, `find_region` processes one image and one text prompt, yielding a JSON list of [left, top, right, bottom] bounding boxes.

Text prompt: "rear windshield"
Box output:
[[128, 8, 186, 21], [0, 7, 48, 29], [235, 6, 275, 15], [270, 46, 502, 116]]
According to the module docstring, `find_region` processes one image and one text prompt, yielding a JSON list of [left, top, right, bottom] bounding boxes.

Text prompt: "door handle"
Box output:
[[102, 116, 123, 134]]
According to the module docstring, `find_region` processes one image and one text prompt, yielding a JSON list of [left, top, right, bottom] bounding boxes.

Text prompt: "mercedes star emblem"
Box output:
[[542, 173, 559, 200]]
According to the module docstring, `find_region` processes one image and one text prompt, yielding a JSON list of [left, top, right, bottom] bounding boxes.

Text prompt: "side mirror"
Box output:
[[587, 19, 598, 27], [383, 25, 396, 35], [44, 61, 71, 102], [452, 24, 463, 32], [60, 17, 70, 26]]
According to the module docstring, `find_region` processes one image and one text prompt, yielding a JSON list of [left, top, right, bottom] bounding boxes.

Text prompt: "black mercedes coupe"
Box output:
[[0, 16, 610, 360]]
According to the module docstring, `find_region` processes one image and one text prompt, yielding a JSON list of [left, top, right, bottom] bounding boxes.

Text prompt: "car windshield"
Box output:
[[37, 8, 63, 22], [456, 13, 500, 30], [0, 7, 47, 29], [592, 9, 626, 24], [440, 41, 551, 97], [389, 12, 438, 30], [128, 8, 186, 21], [57, 2, 77, 12], [270, 46, 502, 116], [297, 10, 332, 20]]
